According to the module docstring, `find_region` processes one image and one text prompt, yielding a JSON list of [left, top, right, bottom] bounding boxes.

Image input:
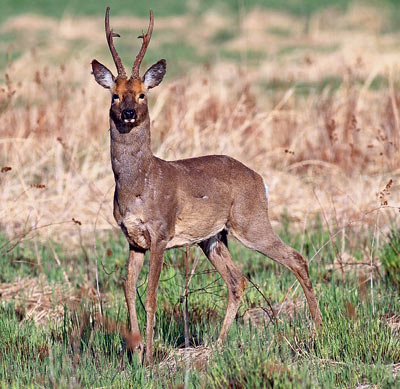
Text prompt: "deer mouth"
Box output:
[[117, 121, 136, 134], [112, 118, 136, 134], [110, 110, 138, 133]]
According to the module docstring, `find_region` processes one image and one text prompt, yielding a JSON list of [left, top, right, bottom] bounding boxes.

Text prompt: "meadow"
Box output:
[[0, 0, 400, 387]]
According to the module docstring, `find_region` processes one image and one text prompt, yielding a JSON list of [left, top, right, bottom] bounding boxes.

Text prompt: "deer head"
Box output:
[[92, 7, 166, 133]]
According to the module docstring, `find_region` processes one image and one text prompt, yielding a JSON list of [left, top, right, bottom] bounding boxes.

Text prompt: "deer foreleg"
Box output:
[[124, 247, 145, 357], [144, 243, 165, 365]]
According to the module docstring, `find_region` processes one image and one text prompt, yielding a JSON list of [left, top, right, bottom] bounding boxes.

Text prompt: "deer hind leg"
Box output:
[[200, 232, 247, 344], [124, 247, 145, 356], [230, 197, 322, 329], [261, 236, 323, 329]]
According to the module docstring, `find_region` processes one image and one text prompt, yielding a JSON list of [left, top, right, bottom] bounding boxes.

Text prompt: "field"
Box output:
[[1, 0, 400, 387]]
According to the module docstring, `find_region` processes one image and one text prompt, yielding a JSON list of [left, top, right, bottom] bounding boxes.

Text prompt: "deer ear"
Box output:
[[91, 60, 115, 89], [143, 59, 166, 89]]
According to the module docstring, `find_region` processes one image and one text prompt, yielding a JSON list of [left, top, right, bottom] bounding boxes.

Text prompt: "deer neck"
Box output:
[[110, 117, 154, 197]]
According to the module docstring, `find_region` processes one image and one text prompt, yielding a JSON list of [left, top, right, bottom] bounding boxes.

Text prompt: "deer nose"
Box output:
[[121, 109, 136, 121]]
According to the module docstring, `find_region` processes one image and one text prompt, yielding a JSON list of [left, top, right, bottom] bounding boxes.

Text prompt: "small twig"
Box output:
[[47, 344, 56, 387], [313, 188, 345, 292], [186, 255, 201, 289], [282, 335, 298, 355], [93, 190, 110, 317], [188, 276, 222, 294], [369, 209, 381, 314], [182, 249, 191, 388], [159, 271, 178, 283], [245, 276, 277, 324], [136, 272, 148, 314], [190, 269, 217, 276], [78, 227, 90, 281], [12, 260, 40, 266], [0, 220, 73, 254], [100, 261, 118, 276], [49, 240, 71, 288], [177, 248, 202, 387]]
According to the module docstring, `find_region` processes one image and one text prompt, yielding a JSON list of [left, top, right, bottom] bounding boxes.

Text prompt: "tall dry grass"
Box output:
[[0, 5, 399, 249]]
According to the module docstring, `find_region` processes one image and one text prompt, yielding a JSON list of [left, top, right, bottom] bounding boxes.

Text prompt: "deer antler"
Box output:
[[131, 10, 154, 79], [105, 7, 126, 78]]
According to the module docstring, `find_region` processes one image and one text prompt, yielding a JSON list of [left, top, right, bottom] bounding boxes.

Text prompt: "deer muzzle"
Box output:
[[121, 109, 137, 123]]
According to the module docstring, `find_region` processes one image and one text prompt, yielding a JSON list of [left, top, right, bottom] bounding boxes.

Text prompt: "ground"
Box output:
[[0, 0, 399, 387]]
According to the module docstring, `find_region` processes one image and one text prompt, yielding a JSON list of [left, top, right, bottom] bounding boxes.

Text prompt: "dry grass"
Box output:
[[159, 346, 212, 374], [0, 275, 100, 323], [1, 4, 400, 249], [243, 298, 307, 329]]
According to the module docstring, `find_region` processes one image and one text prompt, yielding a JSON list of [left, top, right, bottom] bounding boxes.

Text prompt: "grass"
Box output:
[[380, 227, 400, 289], [0, 223, 399, 388], [262, 76, 342, 96], [1, 1, 400, 387], [1, 0, 400, 30], [0, 0, 386, 20], [260, 74, 392, 96], [0, 0, 189, 23]]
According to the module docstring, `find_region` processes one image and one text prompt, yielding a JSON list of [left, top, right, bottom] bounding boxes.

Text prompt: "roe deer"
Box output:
[[91, 7, 322, 365]]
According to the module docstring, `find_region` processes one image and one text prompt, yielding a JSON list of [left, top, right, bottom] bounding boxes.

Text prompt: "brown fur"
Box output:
[[108, 78, 149, 135], [92, 8, 322, 366]]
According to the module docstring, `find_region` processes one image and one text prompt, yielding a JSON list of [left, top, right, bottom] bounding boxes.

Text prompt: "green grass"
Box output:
[[212, 28, 237, 44], [0, 0, 188, 24], [260, 75, 393, 96], [1, 0, 399, 28], [219, 49, 266, 64], [380, 226, 400, 289], [0, 0, 355, 21], [267, 27, 292, 37], [0, 222, 399, 388], [277, 44, 339, 57]]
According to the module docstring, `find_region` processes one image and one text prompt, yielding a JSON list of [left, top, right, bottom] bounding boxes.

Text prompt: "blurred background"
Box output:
[[1, 0, 400, 245]]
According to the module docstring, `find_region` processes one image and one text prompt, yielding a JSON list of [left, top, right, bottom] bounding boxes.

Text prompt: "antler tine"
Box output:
[[131, 9, 154, 79], [105, 7, 126, 78]]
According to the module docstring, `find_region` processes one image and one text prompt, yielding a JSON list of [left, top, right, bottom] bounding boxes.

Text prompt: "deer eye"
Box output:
[[138, 93, 145, 100], [112, 94, 119, 102]]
